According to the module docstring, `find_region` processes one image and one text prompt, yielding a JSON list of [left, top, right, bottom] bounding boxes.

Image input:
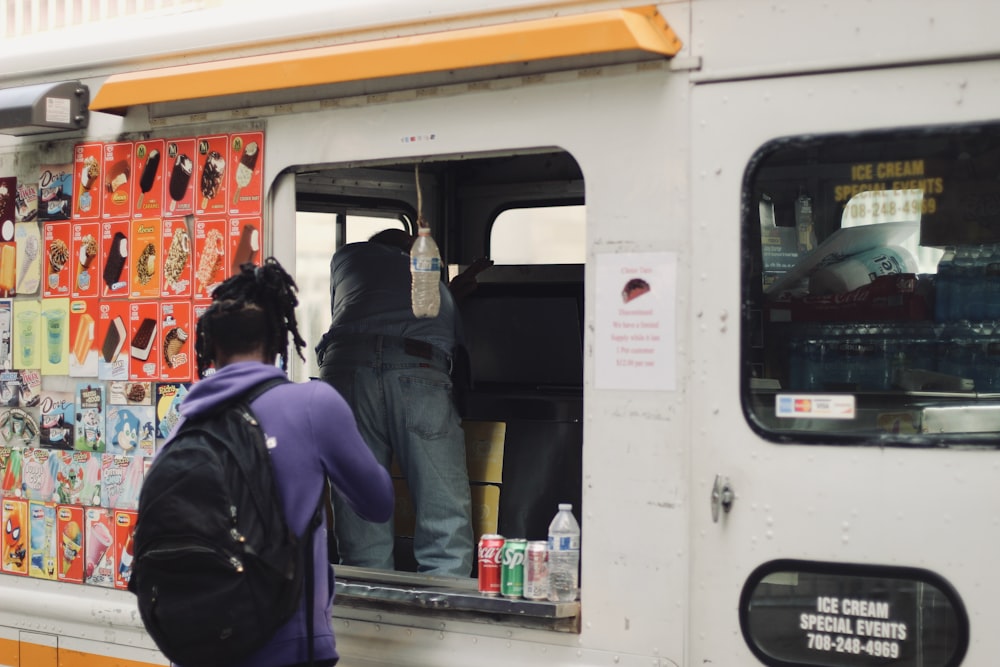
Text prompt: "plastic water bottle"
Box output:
[[547, 503, 580, 602], [410, 226, 441, 318]]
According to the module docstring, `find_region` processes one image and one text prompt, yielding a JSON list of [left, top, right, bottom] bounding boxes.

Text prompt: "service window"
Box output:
[[744, 121, 1000, 445], [490, 205, 586, 264]]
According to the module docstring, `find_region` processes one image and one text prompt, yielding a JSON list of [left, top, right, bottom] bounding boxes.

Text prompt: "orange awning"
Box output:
[[91, 6, 681, 115]]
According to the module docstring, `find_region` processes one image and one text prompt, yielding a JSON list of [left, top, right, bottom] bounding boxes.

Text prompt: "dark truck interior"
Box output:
[[296, 148, 584, 576]]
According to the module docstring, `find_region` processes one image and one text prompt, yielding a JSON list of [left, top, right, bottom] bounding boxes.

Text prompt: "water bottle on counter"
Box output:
[[547, 503, 581, 602], [410, 225, 441, 318]]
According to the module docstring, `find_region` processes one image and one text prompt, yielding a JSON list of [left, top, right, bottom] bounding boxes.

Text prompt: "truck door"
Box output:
[[690, 59, 996, 666]]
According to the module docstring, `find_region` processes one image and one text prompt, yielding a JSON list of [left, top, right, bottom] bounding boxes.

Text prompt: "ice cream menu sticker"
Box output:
[[595, 252, 677, 391]]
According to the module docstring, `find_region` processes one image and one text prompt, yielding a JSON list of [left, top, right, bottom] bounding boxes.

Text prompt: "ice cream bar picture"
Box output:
[[136, 149, 161, 210], [232, 142, 258, 205], [102, 316, 126, 364], [105, 160, 130, 194], [231, 224, 259, 273], [103, 232, 128, 291], [168, 154, 192, 213], [200, 151, 225, 209], [0, 243, 14, 297], [130, 318, 156, 362]]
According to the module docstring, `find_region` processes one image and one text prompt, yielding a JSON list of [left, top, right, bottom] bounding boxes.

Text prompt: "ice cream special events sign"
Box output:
[[800, 595, 907, 660], [595, 251, 676, 391]]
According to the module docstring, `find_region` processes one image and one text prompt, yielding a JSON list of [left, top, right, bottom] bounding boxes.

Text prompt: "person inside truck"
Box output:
[[316, 228, 491, 577]]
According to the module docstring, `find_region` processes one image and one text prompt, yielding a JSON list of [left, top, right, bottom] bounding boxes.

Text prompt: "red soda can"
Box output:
[[523, 540, 549, 600], [477, 534, 505, 596]]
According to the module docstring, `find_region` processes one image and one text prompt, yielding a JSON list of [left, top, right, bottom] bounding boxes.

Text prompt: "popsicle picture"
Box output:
[[232, 141, 258, 205], [200, 151, 225, 209], [136, 149, 161, 211], [167, 154, 192, 213]]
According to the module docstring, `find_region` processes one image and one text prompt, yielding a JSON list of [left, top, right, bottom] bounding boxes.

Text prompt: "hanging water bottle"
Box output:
[[410, 225, 441, 318], [410, 164, 441, 318], [547, 503, 581, 602]]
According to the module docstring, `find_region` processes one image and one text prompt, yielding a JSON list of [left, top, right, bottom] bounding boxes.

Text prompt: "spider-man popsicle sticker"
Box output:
[[622, 278, 651, 303]]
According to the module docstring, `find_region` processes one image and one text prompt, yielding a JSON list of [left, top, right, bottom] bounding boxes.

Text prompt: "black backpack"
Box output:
[[129, 377, 321, 667]]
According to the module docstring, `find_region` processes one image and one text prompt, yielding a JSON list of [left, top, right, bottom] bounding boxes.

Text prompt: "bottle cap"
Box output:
[[558, 503, 572, 510]]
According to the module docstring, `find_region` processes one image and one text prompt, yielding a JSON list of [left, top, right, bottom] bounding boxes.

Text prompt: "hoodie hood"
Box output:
[[180, 361, 287, 420]]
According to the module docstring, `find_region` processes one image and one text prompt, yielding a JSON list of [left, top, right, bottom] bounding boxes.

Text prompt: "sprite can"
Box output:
[[500, 538, 527, 598]]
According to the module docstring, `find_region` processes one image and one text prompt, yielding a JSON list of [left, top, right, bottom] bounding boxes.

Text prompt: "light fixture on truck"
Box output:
[[0, 81, 89, 136]]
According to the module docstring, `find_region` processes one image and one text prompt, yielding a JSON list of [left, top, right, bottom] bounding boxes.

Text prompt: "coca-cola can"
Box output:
[[477, 534, 505, 596], [500, 538, 527, 598], [523, 540, 549, 600]]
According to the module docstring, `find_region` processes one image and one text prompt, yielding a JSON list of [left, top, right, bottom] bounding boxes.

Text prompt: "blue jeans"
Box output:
[[319, 334, 474, 577]]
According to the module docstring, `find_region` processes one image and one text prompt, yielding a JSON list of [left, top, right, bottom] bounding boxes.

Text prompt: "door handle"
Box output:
[[711, 475, 734, 523]]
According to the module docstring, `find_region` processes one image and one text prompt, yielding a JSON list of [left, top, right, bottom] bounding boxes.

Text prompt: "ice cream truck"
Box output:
[[0, 0, 998, 665]]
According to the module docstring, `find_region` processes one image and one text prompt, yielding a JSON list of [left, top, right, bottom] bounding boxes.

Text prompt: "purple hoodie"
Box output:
[[170, 361, 393, 667]]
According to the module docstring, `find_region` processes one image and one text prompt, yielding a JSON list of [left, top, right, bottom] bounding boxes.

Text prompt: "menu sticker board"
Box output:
[[132, 139, 165, 219], [161, 217, 192, 298], [229, 217, 262, 274], [102, 142, 133, 220], [194, 218, 227, 301], [68, 297, 98, 378], [42, 221, 72, 297], [97, 300, 130, 381], [228, 132, 263, 216], [73, 143, 103, 221], [38, 164, 73, 222], [196, 135, 229, 217], [595, 251, 677, 391], [129, 218, 161, 299], [100, 219, 130, 298], [71, 221, 101, 298], [129, 301, 160, 381], [163, 138, 195, 218]]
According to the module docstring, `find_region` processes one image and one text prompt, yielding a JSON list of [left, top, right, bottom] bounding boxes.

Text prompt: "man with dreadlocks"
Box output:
[[176, 257, 393, 667]]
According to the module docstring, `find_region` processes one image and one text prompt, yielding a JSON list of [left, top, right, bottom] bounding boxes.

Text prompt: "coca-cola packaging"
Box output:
[[477, 533, 504, 596]]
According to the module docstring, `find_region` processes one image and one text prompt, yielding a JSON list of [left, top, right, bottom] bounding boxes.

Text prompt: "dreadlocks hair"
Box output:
[[194, 257, 307, 378]]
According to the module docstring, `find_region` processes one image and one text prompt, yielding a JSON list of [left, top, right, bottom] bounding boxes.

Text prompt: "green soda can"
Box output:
[[500, 538, 527, 598]]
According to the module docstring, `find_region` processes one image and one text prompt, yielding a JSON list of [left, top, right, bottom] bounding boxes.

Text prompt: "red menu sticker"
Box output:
[[56, 503, 85, 584], [100, 219, 130, 298], [164, 138, 196, 218], [161, 218, 192, 298], [195, 135, 229, 217], [102, 142, 133, 220], [193, 218, 227, 301], [129, 301, 159, 381], [132, 139, 165, 220], [114, 509, 137, 590], [71, 221, 101, 299], [228, 132, 263, 216], [97, 299, 130, 381], [129, 218, 161, 299], [68, 297, 98, 378], [229, 217, 262, 274], [43, 221, 72, 297], [73, 143, 103, 220], [159, 300, 192, 381]]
